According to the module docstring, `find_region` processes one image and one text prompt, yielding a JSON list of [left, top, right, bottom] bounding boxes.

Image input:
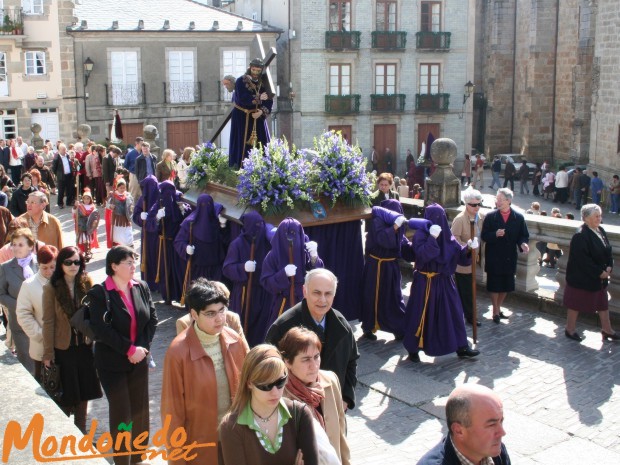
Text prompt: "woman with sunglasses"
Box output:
[[219, 344, 319, 465], [280, 327, 350, 465], [41, 246, 102, 432], [451, 188, 486, 327], [88, 245, 157, 465]]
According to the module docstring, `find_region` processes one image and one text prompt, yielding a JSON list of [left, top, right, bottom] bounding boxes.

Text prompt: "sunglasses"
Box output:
[[62, 259, 81, 266], [467, 203, 482, 207], [255, 375, 288, 392]]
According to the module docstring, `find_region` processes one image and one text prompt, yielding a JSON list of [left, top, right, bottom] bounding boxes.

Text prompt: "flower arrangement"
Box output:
[[237, 138, 313, 215], [186, 142, 237, 189], [307, 130, 372, 207]]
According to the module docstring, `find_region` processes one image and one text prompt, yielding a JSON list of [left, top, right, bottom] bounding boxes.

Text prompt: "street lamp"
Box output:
[[463, 80, 475, 104], [83, 57, 94, 86]]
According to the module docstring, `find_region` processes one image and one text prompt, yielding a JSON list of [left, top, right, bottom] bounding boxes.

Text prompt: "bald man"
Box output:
[[417, 384, 511, 465]]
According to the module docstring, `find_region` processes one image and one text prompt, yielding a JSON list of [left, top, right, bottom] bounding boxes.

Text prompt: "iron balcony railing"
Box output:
[[415, 93, 450, 112], [371, 31, 407, 50], [325, 31, 361, 50], [105, 83, 146, 106], [325, 95, 361, 114], [415, 31, 451, 50], [164, 81, 202, 104], [371, 94, 406, 111]]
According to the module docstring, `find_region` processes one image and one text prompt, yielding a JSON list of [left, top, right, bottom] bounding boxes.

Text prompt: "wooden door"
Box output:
[[166, 120, 199, 154], [107, 122, 144, 146], [373, 124, 397, 174], [328, 125, 352, 144], [417, 123, 439, 158]]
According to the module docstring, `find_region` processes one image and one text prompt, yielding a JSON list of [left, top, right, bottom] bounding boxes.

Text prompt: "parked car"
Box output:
[[497, 154, 537, 179]]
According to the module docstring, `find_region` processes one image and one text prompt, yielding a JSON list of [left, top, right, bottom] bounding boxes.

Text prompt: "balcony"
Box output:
[[415, 93, 450, 113], [325, 31, 361, 50], [371, 94, 406, 112], [415, 31, 451, 51], [0, 8, 24, 44], [105, 83, 146, 106], [325, 95, 361, 114], [371, 31, 407, 50], [164, 81, 202, 104]]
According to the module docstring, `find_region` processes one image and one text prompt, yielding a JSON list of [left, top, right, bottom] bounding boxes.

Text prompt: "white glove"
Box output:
[[394, 216, 406, 227], [429, 224, 442, 238], [140, 212, 148, 221], [285, 264, 297, 277], [467, 237, 480, 249], [218, 214, 228, 228], [305, 241, 318, 258], [245, 260, 256, 272], [186, 245, 195, 255], [156, 208, 166, 220]]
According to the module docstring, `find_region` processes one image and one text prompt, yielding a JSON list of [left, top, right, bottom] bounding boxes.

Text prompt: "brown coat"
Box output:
[[155, 160, 177, 183], [451, 209, 486, 274], [42, 275, 93, 360], [161, 324, 248, 465]]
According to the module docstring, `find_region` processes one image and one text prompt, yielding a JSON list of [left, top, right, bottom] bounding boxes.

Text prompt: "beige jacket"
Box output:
[[451, 209, 486, 274], [15, 272, 48, 361]]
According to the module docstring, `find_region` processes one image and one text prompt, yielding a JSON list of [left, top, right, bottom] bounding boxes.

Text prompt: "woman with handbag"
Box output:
[[16, 245, 58, 384], [219, 344, 319, 465], [88, 245, 158, 465], [280, 327, 350, 465], [41, 246, 102, 432]]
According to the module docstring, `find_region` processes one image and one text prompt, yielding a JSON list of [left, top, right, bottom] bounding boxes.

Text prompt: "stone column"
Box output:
[[143, 125, 161, 160], [424, 138, 461, 208], [516, 239, 540, 292]]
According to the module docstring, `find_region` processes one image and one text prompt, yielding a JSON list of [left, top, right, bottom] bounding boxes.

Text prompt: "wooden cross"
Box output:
[[209, 34, 277, 143]]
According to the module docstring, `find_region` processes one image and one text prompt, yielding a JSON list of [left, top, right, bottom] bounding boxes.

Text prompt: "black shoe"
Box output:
[[564, 330, 583, 342], [394, 333, 404, 341], [457, 347, 480, 358], [601, 330, 620, 341], [492, 315, 501, 324], [407, 352, 420, 362], [363, 331, 377, 341], [466, 318, 482, 327], [498, 311, 509, 319], [58, 205, 64, 209]]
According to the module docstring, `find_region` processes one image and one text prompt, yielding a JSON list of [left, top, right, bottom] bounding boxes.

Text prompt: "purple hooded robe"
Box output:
[[260, 218, 324, 330], [133, 175, 159, 290], [361, 200, 431, 337], [402, 203, 472, 356], [174, 194, 228, 286], [222, 211, 274, 346], [145, 180, 192, 304]]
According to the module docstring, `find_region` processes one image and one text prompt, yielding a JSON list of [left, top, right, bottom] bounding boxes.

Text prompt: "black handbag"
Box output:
[[70, 283, 111, 341], [42, 363, 62, 402]]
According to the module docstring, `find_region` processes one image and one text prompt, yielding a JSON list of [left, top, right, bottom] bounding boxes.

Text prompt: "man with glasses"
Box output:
[[451, 189, 486, 326], [161, 278, 248, 465], [19, 191, 63, 250]]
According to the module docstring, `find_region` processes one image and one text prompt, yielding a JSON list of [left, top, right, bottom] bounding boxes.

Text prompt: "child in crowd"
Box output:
[[105, 177, 134, 247], [74, 188, 99, 258]]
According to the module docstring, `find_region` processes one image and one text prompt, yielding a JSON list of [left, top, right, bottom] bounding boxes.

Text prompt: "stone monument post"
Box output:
[[77, 124, 92, 142], [143, 125, 161, 160], [30, 123, 44, 151], [424, 138, 460, 207]]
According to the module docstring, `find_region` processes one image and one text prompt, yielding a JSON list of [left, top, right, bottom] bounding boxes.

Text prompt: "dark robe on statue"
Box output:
[[133, 175, 159, 291], [403, 204, 471, 357], [222, 211, 274, 346], [361, 200, 431, 338], [174, 194, 229, 290], [145, 181, 192, 304], [260, 218, 324, 331], [228, 73, 273, 168]]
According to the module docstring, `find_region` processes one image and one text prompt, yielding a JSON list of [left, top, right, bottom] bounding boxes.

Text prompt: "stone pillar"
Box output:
[[143, 125, 161, 160], [516, 239, 540, 292], [424, 138, 461, 207], [77, 124, 92, 142], [30, 123, 44, 151]]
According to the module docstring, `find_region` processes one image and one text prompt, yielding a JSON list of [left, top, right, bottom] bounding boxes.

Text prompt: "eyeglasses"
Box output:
[[200, 307, 227, 319], [255, 375, 288, 392], [119, 260, 138, 267], [467, 203, 482, 207], [62, 259, 81, 266]]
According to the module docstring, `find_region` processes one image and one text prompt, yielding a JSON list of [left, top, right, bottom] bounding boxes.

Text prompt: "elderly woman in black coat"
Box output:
[[564, 204, 619, 342]]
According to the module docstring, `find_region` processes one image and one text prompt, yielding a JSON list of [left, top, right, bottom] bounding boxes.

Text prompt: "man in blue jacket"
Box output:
[[417, 384, 511, 465]]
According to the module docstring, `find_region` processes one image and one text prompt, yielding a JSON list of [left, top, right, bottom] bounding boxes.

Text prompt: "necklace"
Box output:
[[251, 405, 278, 423]]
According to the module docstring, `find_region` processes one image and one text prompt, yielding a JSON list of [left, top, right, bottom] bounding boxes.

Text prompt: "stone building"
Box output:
[[232, 0, 476, 175], [68, 0, 280, 153], [0, 0, 76, 143]]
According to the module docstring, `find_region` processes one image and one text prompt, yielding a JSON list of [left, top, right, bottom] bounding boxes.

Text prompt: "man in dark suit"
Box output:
[[417, 384, 511, 465], [102, 145, 122, 195], [0, 139, 10, 173], [51, 143, 74, 208], [266, 268, 359, 409], [135, 141, 157, 184]]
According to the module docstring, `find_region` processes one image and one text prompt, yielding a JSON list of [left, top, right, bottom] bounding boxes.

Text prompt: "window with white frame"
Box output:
[[22, 0, 44, 15], [0, 52, 7, 96], [1, 110, 17, 140], [329, 64, 350, 95], [110, 50, 140, 105], [222, 50, 247, 100], [25, 51, 46, 75], [375, 64, 396, 94], [419, 63, 440, 94], [168, 50, 195, 103]]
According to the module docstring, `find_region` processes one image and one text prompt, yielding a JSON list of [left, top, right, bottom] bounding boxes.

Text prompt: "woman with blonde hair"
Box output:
[[177, 146, 195, 190], [156, 149, 178, 184], [219, 344, 319, 465]]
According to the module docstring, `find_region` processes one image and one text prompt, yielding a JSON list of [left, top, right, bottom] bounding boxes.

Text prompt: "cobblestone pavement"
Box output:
[[21, 198, 620, 463]]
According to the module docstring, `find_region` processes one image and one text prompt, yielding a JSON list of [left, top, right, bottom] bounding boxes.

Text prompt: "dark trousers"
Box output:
[[455, 272, 474, 322], [97, 361, 149, 465], [57, 174, 75, 207], [503, 177, 514, 191], [9, 165, 21, 186], [556, 187, 568, 203]]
